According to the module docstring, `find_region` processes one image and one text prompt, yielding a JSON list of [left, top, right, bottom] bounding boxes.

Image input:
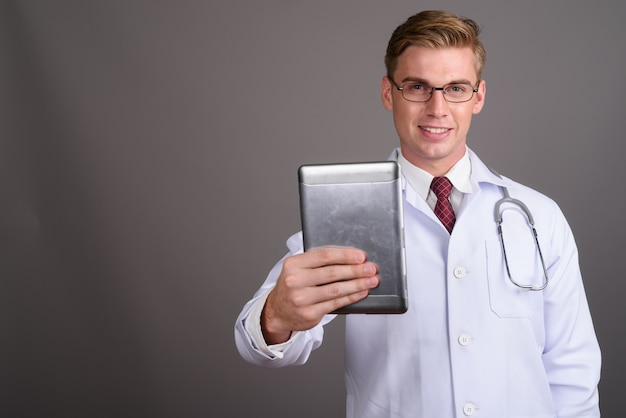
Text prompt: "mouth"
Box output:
[[420, 126, 451, 134]]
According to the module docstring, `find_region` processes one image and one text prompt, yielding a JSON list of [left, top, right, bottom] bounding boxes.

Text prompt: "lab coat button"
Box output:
[[458, 334, 472, 346], [453, 266, 467, 278], [463, 403, 477, 416]]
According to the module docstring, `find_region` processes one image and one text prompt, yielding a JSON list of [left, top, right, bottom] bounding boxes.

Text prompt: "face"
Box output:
[[381, 46, 486, 176]]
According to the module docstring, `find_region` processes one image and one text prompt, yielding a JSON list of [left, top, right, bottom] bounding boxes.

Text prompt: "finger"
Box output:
[[298, 246, 368, 269], [304, 261, 378, 287], [313, 277, 379, 313], [310, 275, 379, 306]]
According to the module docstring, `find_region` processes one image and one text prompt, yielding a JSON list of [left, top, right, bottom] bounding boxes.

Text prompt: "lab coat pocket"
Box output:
[[486, 240, 542, 318]]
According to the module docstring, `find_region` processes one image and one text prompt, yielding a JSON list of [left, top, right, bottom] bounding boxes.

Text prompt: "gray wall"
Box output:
[[1, 1, 624, 417]]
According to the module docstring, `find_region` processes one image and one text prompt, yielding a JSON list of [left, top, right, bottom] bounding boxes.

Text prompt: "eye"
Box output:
[[406, 82, 426, 91], [446, 84, 468, 93]]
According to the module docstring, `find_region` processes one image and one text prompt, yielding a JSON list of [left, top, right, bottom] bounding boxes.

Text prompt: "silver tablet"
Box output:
[[298, 161, 408, 314]]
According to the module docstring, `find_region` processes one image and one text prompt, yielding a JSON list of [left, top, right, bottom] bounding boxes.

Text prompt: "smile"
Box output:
[[420, 126, 450, 134]]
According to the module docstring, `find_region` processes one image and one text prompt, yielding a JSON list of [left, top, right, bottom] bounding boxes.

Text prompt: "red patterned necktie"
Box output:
[[431, 176, 456, 233]]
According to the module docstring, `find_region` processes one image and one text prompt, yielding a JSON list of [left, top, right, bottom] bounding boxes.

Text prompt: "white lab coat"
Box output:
[[235, 148, 601, 418]]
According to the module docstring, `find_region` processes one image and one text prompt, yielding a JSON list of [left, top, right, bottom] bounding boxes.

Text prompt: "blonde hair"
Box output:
[[385, 10, 486, 80]]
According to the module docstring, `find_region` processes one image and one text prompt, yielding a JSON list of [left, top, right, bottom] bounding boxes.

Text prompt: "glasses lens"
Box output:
[[443, 84, 474, 102], [401, 82, 431, 102]]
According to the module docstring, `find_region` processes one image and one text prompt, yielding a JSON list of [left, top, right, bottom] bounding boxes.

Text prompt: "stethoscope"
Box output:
[[491, 169, 549, 291]]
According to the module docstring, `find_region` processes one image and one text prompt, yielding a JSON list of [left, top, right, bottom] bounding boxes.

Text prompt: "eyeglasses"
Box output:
[[390, 78, 480, 103]]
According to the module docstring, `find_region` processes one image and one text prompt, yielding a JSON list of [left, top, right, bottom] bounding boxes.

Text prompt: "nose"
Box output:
[[425, 88, 449, 117]]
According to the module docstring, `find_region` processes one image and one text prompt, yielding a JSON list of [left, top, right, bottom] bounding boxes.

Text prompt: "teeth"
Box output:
[[423, 127, 448, 134]]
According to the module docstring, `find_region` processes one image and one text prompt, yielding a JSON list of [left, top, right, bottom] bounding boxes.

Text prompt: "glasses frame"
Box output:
[[389, 78, 480, 103]]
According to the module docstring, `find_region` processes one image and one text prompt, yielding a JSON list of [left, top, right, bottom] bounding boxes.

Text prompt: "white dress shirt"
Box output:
[[397, 148, 472, 214], [235, 147, 601, 417]]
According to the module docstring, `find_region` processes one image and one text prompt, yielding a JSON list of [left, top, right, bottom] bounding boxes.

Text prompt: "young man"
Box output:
[[235, 10, 601, 417]]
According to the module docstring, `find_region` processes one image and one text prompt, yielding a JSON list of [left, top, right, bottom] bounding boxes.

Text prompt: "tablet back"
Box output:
[[298, 161, 408, 314]]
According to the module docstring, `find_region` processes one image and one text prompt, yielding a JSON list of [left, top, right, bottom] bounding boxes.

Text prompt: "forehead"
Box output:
[[394, 46, 479, 84]]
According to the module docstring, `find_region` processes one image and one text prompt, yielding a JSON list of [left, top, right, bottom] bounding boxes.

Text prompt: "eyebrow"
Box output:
[[400, 77, 475, 85]]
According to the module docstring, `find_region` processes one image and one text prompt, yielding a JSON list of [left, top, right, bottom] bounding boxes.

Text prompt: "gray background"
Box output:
[[1, 1, 624, 417]]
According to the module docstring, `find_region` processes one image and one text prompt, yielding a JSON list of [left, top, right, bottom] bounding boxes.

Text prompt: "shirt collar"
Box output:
[[397, 148, 473, 201]]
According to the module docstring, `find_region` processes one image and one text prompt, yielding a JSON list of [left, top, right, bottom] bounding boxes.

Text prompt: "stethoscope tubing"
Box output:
[[490, 170, 549, 291]]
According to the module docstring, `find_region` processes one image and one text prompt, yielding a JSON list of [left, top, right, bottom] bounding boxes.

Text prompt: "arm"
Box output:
[[542, 208, 601, 417]]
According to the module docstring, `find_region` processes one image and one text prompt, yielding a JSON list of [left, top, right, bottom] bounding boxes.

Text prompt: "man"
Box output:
[[235, 10, 601, 417]]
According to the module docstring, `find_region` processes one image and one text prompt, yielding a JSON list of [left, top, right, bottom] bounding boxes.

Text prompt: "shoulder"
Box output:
[[469, 149, 558, 207], [468, 150, 567, 227]]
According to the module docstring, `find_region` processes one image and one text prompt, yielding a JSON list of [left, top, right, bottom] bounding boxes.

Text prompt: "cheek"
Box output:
[[393, 102, 420, 123], [393, 108, 416, 134], [453, 108, 475, 128]]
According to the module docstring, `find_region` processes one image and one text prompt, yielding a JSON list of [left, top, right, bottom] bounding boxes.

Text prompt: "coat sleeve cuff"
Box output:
[[243, 290, 300, 359]]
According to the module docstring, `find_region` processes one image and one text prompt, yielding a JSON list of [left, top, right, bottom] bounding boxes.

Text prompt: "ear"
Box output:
[[381, 76, 394, 111], [472, 79, 486, 114]]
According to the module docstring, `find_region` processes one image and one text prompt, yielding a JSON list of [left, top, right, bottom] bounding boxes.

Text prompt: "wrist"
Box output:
[[260, 298, 292, 345]]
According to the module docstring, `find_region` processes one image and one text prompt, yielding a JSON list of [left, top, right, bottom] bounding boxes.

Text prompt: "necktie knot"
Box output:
[[430, 176, 455, 233], [431, 176, 453, 200]]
